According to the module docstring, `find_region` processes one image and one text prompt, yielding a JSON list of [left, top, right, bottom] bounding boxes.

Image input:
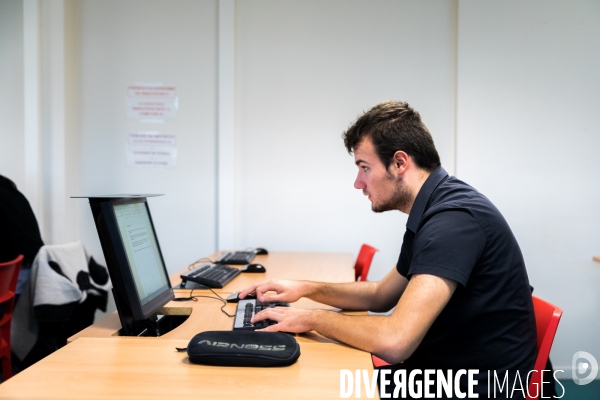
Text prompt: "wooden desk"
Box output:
[[70, 251, 357, 342], [68, 295, 348, 343], [171, 251, 356, 292], [0, 337, 373, 399], [1, 252, 375, 399]]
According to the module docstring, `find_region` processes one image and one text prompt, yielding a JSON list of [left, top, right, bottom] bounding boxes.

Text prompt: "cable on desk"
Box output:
[[173, 287, 233, 353], [172, 287, 235, 318]]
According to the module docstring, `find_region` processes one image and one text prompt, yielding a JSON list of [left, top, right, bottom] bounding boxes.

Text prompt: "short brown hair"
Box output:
[[342, 101, 441, 171]]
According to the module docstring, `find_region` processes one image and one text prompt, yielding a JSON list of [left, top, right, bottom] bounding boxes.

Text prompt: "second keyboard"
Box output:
[[180, 263, 241, 288]]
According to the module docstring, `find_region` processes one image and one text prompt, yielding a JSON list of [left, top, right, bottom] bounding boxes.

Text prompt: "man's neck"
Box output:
[[399, 169, 431, 214]]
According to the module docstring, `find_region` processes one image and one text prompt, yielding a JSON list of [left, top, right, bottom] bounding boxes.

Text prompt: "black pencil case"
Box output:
[[185, 330, 301, 367]]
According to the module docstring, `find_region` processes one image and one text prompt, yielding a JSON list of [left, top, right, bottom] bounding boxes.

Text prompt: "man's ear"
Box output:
[[391, 151, 409, 175]]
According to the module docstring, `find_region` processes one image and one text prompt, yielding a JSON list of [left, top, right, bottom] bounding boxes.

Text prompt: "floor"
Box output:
[[560, 379, 600, 399]]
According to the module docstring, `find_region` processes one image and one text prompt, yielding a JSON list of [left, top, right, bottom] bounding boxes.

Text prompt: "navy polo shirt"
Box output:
[[395, 166, 537, 397]]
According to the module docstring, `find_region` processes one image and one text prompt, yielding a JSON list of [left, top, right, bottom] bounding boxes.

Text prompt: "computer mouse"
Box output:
[[254, 247, 268, 255], [226, 291, 256, 303], [241, 264, 266, 273]]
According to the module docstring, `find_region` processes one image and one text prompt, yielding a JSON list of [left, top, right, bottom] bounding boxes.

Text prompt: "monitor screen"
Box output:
[[113, 202, 170, 308]]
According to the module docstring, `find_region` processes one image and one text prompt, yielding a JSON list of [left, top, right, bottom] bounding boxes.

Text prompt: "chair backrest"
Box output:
[[354, 244, 378, 282], [527, 295, 563, 399], [0, 254, 24, 329], [0, 255, 23, 300], [0, 255, 24, 381]]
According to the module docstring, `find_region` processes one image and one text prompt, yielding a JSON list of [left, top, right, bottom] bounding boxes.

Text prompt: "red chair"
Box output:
[[371, 294, 564, 394], [355, 244, 378, 282], [372, 354, 390, 368], [0, 254, 23, 381], [527, 295, 562, 399]]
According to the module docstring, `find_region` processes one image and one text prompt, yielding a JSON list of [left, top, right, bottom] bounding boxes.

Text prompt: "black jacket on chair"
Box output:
[[0, 175, 44, 265]]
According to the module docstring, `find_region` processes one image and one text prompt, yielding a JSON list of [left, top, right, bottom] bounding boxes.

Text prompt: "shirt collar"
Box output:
[[406, 166, 448, 233]]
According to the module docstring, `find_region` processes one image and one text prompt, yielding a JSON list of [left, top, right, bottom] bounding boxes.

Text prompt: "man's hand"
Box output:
[[252, 307, 317, 333], [238, 279, 307, 303]]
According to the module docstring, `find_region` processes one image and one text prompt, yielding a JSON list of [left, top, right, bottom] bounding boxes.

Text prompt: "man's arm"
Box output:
[[252, 273, 457, 364], [238, 267, 408, 312]]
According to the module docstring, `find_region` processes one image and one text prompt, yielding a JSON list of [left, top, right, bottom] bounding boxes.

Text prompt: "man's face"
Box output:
[[353, 137, 411, 213]]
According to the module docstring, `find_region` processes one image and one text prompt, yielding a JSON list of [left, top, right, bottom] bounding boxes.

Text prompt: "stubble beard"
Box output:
[[371, 174, 412, 213]]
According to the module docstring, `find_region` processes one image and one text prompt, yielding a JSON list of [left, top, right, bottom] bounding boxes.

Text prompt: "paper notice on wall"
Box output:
[[126, 84, 178, 122], [126, 132, 177, 168]]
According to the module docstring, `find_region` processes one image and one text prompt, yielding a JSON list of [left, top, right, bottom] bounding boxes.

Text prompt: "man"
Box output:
[[240, 101, 536, 398]]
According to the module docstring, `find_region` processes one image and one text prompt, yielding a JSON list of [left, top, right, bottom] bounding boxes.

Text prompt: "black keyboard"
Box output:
[[180, 263, 241, 288], [216, 251, 256, 265], [233, 299, 290, 330]]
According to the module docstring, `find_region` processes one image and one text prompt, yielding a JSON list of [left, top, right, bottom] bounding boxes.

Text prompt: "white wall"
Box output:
[[235, 0, 457, 282], [77, 0, 219, 276], [0, 0, 25, 188], [457, 0, 600, 372]]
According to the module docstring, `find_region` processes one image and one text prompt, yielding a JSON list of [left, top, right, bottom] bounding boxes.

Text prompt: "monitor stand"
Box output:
[[139, 313, 189, 337], [112, 288, 190, 337], [114, 308, 191, 337]]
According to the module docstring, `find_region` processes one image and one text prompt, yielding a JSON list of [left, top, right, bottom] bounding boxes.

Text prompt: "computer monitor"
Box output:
[[77, 195, 175, 336]]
